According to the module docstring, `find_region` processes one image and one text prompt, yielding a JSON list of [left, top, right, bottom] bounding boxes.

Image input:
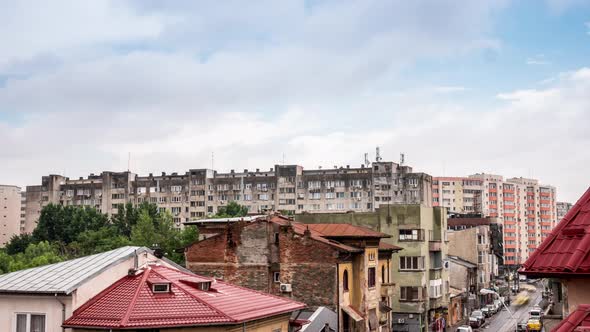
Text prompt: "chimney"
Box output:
[[162, 172, 166, 176], [346, 165, 350, 169], [244, 169, 248, 173], [152, 246, 164, 259], [270, 168, 273, 172], [256, 168, 260, 172], [79, 177, 83, 180], [231, 169, 235, 173]]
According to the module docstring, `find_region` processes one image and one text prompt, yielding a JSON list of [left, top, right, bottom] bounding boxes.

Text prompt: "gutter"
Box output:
[[54, 293, 66, 332]]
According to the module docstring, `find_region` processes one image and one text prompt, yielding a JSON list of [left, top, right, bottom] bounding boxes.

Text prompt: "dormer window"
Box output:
[[152, 283, 170, 293], [199, 282, 210, 291]]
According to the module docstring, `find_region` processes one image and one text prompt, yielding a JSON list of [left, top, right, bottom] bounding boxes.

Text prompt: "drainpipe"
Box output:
[[54, 293, 66, 332]]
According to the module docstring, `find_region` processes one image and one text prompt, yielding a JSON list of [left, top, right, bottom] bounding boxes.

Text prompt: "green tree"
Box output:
[[130, 210, 158, 248], [214, 201, 248, 218], [68, 226, 131, 257], [32, 204, 109, 245], [5, 233, 33, 255], [112, 202, 159, 237], [5, 241, 63, 272]]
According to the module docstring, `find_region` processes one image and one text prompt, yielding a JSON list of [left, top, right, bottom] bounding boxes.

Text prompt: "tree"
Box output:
[[32, 204, 109, 245], [214, 201, 248, 218], [112, 202, 159, 237], [5, 233, 33, 255], [67, 226, 131, 257]]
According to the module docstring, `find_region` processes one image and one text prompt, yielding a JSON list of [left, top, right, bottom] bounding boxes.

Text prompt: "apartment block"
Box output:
[[23, 160, 432, 230], [0, 185, 22, 246], [432, 174, 557, 267], [556, 201, 573, 221], [297, 205, 449, 332]]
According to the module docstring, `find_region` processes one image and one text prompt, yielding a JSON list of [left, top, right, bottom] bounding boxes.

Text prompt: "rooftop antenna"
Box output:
[[127, 152, 131, 172], [376, 146, 382, 162], [211, 152, 214, 170], [400, 153, 405, 166], [364, 153, 370, 166], [282, 153, 286, 165]]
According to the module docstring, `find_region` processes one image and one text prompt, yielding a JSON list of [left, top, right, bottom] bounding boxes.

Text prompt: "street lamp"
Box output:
[[480, 288, 517, 330]]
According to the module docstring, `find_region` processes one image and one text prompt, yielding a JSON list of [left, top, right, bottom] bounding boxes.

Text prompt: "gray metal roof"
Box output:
[[0, 246, 149, 295]]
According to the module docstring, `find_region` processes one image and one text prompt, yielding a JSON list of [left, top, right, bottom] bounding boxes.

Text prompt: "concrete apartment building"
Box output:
[[0, 185, 22, 246], [23, 160, 432, 231], [557, 201, 573, 221], [432, 174, 557, 267], [297, 205, 450, 332]]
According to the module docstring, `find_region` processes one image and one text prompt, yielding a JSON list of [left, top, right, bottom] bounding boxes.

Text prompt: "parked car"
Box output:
[[481, 306, 491, 317], [470, 310, 485, 326], [486, 304, 497, 315], [529, 306, 543, 320], [469, 316, 481, 328], [494, 299, 504, 312], [456, 326, 473, 332]]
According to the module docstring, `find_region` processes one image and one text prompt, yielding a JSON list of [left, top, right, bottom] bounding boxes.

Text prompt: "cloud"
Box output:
[[2, 0, 589, 203]]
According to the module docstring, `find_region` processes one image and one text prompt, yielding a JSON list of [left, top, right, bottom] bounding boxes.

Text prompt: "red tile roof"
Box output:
[[63, 265, 305, 329], [305, 223, 391, 238], [269, 216, 364, 253], [521, 188, 590, 276], [552, 304, 590, 332], [378, 242, 403, 251]]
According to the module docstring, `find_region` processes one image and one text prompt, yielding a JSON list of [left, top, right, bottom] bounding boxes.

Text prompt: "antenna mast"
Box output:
[[375, 146, 382, 162]]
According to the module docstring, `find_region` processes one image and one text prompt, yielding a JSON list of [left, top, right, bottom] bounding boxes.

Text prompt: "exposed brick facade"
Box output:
[[186, 219, 341, 310]]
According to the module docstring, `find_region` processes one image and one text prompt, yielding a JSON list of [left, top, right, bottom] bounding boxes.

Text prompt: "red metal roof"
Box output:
[[63, 265, 305, 329], [305, 223, 391, 238], [521, 187, 590, 276], [378, 242, 403, 251], [552, 304, 590, 332]]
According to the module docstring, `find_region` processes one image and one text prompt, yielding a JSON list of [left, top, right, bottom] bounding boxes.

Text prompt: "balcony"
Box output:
[[429, 268, 442, 280], [381, 282, 395, 297], [429, 241, 442, 251], [429, 296, 447, 310]]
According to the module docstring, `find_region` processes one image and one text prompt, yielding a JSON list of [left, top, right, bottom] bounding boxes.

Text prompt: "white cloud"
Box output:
[[1, 1, 588, 203]]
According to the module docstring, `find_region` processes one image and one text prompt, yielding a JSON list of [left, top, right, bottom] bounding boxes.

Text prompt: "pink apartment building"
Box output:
[[432, 174, 557, 267]]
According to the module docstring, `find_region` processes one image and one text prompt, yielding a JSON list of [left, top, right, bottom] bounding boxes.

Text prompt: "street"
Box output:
[[476, 287, 543, 332]]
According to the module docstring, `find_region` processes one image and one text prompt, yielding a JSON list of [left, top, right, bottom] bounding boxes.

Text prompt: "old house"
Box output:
[[63, 264, 305, 332], [520, 187, 590, 319], [185, 214, 401, 332], [0, 246, 183, 332], [296, 205, 450, 332]]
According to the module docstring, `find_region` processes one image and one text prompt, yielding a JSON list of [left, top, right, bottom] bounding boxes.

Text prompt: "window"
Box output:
[[152, 283, 170, 293], [274, 232, 279, 243], [399, 256, 424, 270], [273, 272, 280, 283], [309, 192, 321, 200], [171, 185, 182, 192], [171, 196, 182, 203], [350, 192, 362, 198], [325, 192, 335, 199], [429, 279, 442, 298], [336, 192, 345, 198], [368, 267, 376, 288], [16, 313, 46, 332], [258, 194, 268, 200], [171, 207, 181, 214], [381, 265, 386, 283], [399, 229, 423, 241], [343, 270, 349, 291], [400, 286, 421, 301]]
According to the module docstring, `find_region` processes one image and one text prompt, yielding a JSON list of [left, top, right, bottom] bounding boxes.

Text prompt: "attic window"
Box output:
[[199, 282, 210, 291], [152, 283, 170, 293]]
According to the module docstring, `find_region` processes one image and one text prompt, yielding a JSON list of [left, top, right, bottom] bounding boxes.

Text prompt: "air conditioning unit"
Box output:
[[397, 318, 405, 324], [280, 283, 292, 293]]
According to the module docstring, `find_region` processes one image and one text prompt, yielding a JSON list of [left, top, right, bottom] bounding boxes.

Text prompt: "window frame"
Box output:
[[273, 272, 281, 283], [368, 267, 376, 288], [14, 312, 47, 332], [343, 269, 349, 292]]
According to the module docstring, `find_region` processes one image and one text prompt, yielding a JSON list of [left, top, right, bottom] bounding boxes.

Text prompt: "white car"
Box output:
[[456, 326, 473, 332]]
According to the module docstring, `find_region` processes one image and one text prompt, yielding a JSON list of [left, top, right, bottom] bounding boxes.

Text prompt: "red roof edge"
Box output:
[[522, 187, 590, 271], [553, 304, 590, 332]]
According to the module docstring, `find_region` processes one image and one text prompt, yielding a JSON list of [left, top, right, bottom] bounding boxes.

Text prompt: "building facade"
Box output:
[[557, 201, 573, 221], [0, 185, 22, 246], [185, 215, 398, 332], [23, 160, 432, 231], [296, 205, 450, 332], [433, 174, 558, 267]]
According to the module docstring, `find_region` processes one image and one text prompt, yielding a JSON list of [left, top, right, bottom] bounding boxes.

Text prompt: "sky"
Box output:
[[0, 0, 589, 202]]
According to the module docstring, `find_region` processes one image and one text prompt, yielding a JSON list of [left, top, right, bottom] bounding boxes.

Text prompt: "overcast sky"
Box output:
[[1, 0, 589, 202]]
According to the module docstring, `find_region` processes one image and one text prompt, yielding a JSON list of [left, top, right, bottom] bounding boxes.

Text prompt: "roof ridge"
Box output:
[[151, 267, 235, 323], [120, 268, 152, 326]]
